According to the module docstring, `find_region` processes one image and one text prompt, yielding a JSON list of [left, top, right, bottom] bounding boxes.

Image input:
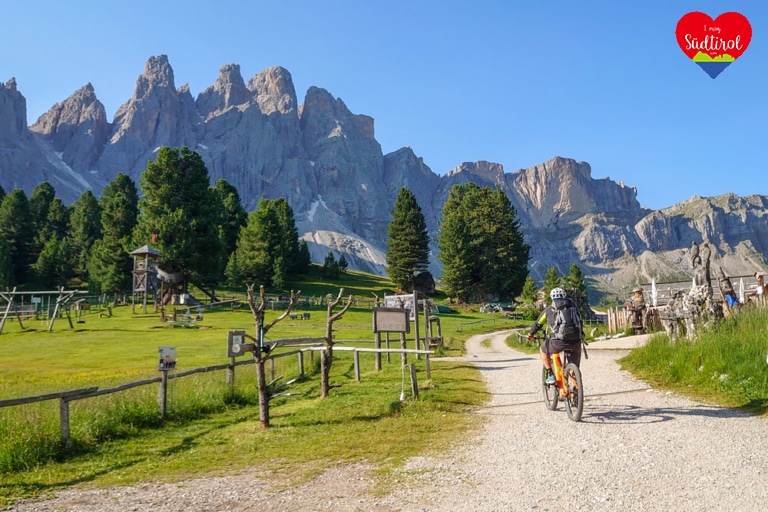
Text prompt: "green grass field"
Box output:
[[3, 269, 766, 507], [0, 277, 529, 506]]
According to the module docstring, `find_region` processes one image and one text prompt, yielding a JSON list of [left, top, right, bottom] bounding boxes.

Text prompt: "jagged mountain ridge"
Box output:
[[2, 55, 767, 297]]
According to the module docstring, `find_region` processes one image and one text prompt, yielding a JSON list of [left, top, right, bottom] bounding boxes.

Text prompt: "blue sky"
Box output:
[[2, 1, 765, 210]]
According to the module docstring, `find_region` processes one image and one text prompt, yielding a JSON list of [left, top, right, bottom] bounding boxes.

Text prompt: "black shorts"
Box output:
[[540, 338, 581, 367]]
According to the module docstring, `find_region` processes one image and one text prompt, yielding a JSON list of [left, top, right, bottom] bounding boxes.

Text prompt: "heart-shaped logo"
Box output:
[[676, 11, 752, 78]]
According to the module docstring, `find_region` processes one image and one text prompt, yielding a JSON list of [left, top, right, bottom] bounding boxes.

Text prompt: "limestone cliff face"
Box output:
[[30, 83, 110, 174], [0, 78, 92, 201], [97, 55, 200, 184], [1, 57, 766, 297]]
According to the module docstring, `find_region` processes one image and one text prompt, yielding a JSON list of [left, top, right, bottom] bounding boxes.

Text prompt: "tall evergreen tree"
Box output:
[[212, 178, 247, 261], [386, 187, 430, 291], [133, 147, 224, 293], [0, 184, 5, 203], [338, 253, 349, 274], [228, 197, 301, 287], [88, 173, 139, 293], [519, 276, 539, 304], [298, 239, 312, 271], [322, 251, 340, 279], [0, 189, 33, 286], [437, 183, 530, 301], [565, 263, 587, 295], [28, 182, 57, 265], [31, 198, 70, 288], [65, 190, 102, 285], [542, 266, 562, 301]]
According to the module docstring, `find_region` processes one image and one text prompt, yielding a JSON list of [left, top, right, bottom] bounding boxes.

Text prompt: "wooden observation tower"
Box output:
[[131, 245, 162, 313]]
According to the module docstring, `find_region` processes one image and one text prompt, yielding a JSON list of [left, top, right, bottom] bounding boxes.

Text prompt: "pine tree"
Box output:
[[133, 147, 224, 292], [565, 263, 587, 295], [386, 188, 430, 291], [338, 253, 349, 274], [65, 190, 102, 285], [542, 267, 562, 301], [298, 239, 312, 273], [437, 183, 530, 302], [88, 173, 139, 294], [519, 276, 539, 304], [322, 252, 340, 279], [229, 197, 301, 287], [212, 178, 247, 263], [0, 189, 34, 286]]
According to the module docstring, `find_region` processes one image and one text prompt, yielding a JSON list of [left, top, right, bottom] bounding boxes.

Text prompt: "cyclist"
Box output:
[[527, 287, 584, 384]]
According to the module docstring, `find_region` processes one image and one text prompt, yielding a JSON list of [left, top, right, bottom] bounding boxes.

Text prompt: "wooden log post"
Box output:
[[400, 332, 407, 367], [425, 354, 431, 380], [298, 350, 305, 379], [385, 332, 391, 363], [59, 397, 71, 447], [226, 356, 235, 401], [412, 290, 420, 360], [353, 349, 361, 382], [374, 332, 382, 371], [408, 364, 419, 398], [158, 369, 169, 418]]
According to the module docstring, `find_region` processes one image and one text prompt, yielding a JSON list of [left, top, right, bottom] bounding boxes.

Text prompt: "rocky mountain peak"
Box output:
[[29, 82, 110, 170], [1, 77, 27, 137], [247, 66, 297, 115], [446, 161, 506, 184], [510, 156, 644, 228], [196, 64, 249, 118], [136, 54, 175, 96]]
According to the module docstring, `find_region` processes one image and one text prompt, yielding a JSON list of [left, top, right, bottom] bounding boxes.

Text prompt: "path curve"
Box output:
[[12, 330, 768, 511]]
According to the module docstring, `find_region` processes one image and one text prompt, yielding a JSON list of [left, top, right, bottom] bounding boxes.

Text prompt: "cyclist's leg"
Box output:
[[539, 339, 553, 370]]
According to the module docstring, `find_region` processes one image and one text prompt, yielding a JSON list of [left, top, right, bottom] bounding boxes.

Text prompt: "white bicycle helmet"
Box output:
[[550, 287, 567, 300]]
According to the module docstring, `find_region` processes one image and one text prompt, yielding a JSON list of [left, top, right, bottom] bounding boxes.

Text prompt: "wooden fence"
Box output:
[[0, 342, 432, 446]]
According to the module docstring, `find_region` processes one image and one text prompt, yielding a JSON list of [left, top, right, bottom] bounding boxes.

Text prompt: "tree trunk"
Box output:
[[254, 351, 270, 428], [320, 346, 333, 399]]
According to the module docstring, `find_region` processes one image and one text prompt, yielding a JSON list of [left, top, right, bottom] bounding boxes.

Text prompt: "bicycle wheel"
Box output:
[[542, 366, 558, 410], [563, 363, 584, 422]]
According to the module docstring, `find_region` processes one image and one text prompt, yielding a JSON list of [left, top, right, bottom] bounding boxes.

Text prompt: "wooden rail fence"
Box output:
[[0, 343, 433, 446]]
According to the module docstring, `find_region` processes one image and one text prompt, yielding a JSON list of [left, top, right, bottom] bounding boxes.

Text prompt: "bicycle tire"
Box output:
[[563, 362, 584, 422], [542, 366, 558, 410]]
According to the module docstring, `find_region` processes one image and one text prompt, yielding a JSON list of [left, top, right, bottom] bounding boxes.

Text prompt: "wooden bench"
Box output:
[[302, 312, 310, 320], [290, 313, 298, 320]]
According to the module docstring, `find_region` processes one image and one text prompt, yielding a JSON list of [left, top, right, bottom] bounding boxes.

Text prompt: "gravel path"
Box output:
[[12, 331, 768, 511]]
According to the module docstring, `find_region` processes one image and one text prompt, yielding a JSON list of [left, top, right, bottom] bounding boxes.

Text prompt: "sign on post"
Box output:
[[228, 330, 256, 357], [158, 346, 176, 371], [373, 307, 410, 333]]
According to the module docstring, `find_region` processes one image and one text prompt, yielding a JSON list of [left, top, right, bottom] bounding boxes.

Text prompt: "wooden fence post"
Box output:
[[298, 350, 305, 379], [59, 398, 70, 447], [226, 356, 235, 401], [425, 354, 431, 381], [408, 364, 419, 398], [385, 333, 391, 363], [158, 370, 168, 418], [353, 349, 361, 382], [374, 332, 381, 371], [400, 333, 407, 367]]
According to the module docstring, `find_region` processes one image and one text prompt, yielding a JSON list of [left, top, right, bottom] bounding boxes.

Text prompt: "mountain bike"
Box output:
[[540, 337, 588, 422]]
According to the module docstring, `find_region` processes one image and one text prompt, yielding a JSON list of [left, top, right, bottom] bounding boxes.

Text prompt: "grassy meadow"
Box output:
[[2, 267, 767, 507], [620, 305, 768, 414], [0, 270, 531, 506]]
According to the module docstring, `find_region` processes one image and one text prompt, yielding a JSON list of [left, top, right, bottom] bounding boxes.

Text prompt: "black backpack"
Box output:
[[551, 299, 582, 342]]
